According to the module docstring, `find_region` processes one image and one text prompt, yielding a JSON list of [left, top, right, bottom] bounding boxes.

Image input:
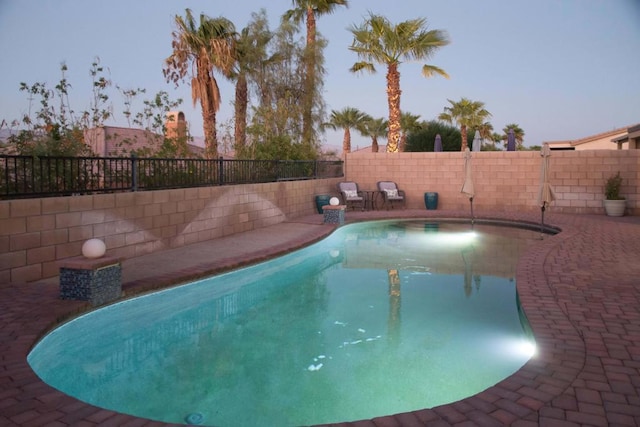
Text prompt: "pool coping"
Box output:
[[2, 209, 640, 426]]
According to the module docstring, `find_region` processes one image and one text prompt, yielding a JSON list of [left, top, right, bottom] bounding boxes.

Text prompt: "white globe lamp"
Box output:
[[82, 238, 106, 259], [329, 197, 340, 206]]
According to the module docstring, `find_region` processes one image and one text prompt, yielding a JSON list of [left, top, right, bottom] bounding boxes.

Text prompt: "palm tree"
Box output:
[[349, 14, 449, 153], [283, 0, 349, 147], [489, 132, 503, 150], [325, 107, 369, 156], [503, 123, 525, 150], [400, 112, 423, 152], [438, 98, 491, 151], [477, 121, 494, 151], [361, 116, 388, 153], [164, 9, 236, 159]]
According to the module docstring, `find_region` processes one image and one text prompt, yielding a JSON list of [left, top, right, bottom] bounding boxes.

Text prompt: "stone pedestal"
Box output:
[[59, 256, 122, 306], [322, 205, 346, 225]]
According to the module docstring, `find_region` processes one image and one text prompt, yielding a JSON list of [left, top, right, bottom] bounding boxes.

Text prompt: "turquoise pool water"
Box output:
[[29, 220, 538, 427]]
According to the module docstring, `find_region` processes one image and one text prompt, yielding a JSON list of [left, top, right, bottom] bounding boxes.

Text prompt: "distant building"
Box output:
[[85, 111, 204, 157], [611, 123, 640, 149], [1, 112, 205, 157], [545, 123, 640, 150], [165, 111, 188, 142], [84, 126, 163, 157]]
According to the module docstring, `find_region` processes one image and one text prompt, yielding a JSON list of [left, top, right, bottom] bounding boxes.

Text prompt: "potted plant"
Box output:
[[603, 171, 626, 216]]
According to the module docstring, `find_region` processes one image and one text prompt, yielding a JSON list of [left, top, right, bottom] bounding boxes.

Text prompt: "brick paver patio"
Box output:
[[1, 210, 639, 426]]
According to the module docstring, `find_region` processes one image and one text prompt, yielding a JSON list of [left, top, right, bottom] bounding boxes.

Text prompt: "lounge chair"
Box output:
[[377, 181, 406, 209], [337, 181, 365, 211]]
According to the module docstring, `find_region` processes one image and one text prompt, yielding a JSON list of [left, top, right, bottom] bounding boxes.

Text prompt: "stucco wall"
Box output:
[[345, 149, 639, 214], [571, 130, 627, 150], [1, 178, 341, 283], [573, 137, 626, 150]]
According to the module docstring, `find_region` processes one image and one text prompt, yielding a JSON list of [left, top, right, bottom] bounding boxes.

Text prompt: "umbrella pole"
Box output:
[[540, 204, 546, 238], [470, 197, 474, 225]]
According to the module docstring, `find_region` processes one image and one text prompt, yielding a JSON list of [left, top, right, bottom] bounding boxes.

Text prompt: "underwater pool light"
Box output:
[[517, 340, 537, 358], [422, 230, 478, 247]]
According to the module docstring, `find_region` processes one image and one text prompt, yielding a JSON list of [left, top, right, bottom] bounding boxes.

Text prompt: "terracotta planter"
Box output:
[[603, 199, 626, 217]]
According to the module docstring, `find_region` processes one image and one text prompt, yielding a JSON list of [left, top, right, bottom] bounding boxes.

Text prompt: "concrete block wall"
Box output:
[[346, 149, 639, 214], [0, 178, 341, 283], [3, 149, 638, 284]]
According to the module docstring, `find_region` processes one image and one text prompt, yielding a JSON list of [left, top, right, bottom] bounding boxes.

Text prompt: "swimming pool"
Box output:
[[29, 220, 539, 426]]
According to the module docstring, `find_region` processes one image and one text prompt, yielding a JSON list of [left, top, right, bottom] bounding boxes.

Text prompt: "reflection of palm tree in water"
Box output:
[[464, 264, 473, 297], [387, 269, 401, 342], [461, 245, 478, 297]]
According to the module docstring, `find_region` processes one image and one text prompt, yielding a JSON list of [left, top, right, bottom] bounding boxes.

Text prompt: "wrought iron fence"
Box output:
[[0, 155, 343, 199]]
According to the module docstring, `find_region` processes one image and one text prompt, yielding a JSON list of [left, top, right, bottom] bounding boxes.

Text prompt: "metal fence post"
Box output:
[[131, 153, 138, 192], [218, 156, 224, 185]]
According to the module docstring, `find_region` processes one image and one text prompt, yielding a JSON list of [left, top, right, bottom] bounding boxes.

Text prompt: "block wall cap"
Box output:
[[58, 256, 122, 270]]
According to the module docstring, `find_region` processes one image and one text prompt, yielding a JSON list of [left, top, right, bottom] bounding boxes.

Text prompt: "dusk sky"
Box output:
[[1, 0, 639, 152]]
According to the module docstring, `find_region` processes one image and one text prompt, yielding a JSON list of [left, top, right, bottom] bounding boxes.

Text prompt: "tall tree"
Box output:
[[477, 121, 494, 141], [283, 0, 349, 147], [164, 9, 236, 159], [247, 20, 321, 160], [438, 97, 491, 151], [231, 10, 276, 156], [325, 107, 369, 156], [349, 14, 449, 153], [476, 121, 494, 151], [399, 112, 423, 152], [489, 132, 503, 150], [361, 116, 388, 153], [405, 120, 462, 152], [503, 123, 525, 150]]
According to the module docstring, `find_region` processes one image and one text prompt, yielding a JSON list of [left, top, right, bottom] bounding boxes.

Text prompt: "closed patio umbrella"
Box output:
[[537, 143, 555, 233], [434, 134, 443, 152], [507, 129, 516, 151], [472, 130, 481, 152], [461, 147, 475, 223]]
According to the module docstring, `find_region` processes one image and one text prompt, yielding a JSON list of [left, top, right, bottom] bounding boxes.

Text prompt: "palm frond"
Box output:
[[350, 61, 376, 74], [421, 64, 450, 79]]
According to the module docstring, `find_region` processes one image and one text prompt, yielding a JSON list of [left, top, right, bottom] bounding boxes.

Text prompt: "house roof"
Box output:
[[611, 123, 640, 143], [544, 125, 633, 147]]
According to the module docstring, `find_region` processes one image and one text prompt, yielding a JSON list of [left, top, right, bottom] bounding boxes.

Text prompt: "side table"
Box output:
[[362, 190, 381, 211]]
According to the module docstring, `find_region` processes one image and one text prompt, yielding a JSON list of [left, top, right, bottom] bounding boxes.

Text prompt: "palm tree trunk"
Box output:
[[461, 125, 468, 151], [234, 73, 248, 154], [202, 108, 218, 159], [302, 8, 316, 147], [343, 128, 351, 156], [372, 136, 379, 153], [387, 269, 401, 341], [386, 63, 402, 153], [202, 74, 218, 159]]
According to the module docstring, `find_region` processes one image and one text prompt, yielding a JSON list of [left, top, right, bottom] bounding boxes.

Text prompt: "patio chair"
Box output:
[[337, 181, 365, 211], [377, 181, 406, 209]]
